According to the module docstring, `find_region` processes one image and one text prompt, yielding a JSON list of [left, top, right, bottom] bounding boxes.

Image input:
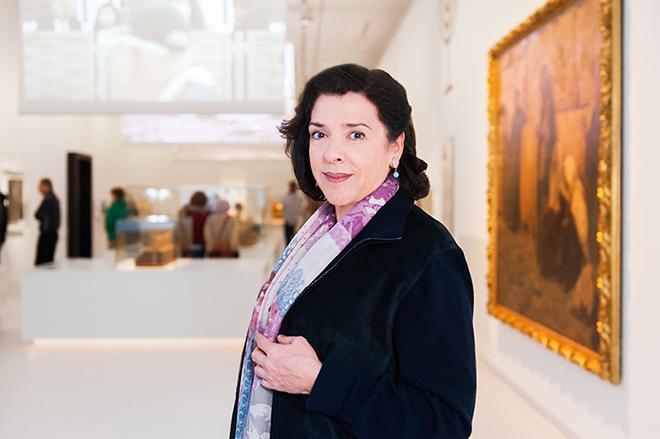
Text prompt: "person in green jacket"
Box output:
[[105, 187, 130, 248]]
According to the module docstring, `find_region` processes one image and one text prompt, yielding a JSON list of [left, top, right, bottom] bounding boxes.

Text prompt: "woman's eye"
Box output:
[[349, 131, 365, 140], [310, 131, 326, 140]]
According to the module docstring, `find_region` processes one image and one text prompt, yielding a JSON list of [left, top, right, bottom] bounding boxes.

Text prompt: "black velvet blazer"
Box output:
[[230, 188, 476, 439]]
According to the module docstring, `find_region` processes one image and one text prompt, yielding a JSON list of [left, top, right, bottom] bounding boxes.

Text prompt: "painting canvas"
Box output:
[[487, 0, 621, 383], [8, 179, 23, 224], [1, 170, 26, 235]]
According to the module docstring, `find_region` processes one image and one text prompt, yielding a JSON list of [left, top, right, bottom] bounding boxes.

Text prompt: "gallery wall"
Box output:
[[377, 3, 443, 217], [380, 0, 660, 437]]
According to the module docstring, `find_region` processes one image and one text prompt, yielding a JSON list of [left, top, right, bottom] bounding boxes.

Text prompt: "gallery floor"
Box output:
[[0, 253, 568, 439]]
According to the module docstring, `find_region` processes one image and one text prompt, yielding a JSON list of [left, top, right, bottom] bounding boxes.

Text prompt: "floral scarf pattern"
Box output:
[[234, 176, 399, 439]]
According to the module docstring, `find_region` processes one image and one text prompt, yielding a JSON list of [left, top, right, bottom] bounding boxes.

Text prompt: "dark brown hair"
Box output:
[[190, 191, 208, 208], [111, 187, 125, 199], [279, 63, 429, 201], [39, 178, 53, 191]]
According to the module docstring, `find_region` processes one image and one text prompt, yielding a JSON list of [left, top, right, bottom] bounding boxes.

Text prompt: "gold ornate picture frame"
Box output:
[[487, 0, 621, 384]]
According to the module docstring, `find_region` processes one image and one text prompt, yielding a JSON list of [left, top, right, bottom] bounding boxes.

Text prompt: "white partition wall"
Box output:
[[21, 258, 267, 340]]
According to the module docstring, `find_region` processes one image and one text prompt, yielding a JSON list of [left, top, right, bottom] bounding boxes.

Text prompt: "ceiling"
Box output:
[[285, 0, 413, 93]]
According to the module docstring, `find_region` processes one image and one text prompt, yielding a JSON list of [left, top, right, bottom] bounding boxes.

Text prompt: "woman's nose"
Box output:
[[323, 138, 345, 163]]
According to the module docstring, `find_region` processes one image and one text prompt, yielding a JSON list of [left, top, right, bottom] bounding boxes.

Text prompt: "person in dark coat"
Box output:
[[0, 191, 8, 256], [230, 64, 476, 439], [34, 178, 60, 265]]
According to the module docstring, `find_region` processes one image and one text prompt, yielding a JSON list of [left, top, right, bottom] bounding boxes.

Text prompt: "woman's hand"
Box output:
[[251, 333, 322, 395]]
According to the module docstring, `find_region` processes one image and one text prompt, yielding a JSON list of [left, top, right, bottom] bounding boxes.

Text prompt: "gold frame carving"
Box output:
[[487, 0, 622, 384]]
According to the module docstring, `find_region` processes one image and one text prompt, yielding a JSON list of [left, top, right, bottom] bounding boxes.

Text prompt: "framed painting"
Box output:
[[1, 170, 26, 236], [8, 178, 24, 224], [487, 0, 621, 383]]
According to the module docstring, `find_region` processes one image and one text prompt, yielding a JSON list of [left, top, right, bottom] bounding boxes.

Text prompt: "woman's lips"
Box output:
[[322, 172, 352, 183]]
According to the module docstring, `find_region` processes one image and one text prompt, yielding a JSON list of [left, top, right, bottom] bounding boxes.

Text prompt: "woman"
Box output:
[[177, 191, 209, 258], [0, 191, 7, 257], [105, 187, 130, 249], [204, 198, 239, 258], [230, 64, 476, 439]]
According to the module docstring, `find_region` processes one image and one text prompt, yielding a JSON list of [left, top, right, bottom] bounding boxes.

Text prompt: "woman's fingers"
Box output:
[[251, 347, 267, 365], [255, 365, 273, 390], [251, 334, 321, 394], [254, 365, 266, 379], [254, 333, 273, 354], [277, 334, 296, 344]]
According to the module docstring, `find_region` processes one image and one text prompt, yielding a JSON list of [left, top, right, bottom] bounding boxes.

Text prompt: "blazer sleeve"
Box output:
[[305, 247, 477, 439]]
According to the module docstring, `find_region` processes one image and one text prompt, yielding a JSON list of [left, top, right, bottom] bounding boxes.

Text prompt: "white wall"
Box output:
[[378, 0, 443, 216], [380, 0, 660, 437]]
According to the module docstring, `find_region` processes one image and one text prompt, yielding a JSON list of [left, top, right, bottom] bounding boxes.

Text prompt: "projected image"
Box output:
[[20, 0, 288, 112], [121, 113, 283, 144]]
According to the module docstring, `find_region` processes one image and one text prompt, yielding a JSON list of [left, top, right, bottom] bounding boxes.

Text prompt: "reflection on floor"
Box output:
[[0, 257, 566, 439]]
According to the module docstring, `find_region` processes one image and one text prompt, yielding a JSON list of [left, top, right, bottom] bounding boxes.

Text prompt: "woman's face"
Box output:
[[308, 92, 403, 219]]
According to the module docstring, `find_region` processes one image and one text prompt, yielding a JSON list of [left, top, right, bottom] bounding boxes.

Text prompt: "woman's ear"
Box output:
[[392, 132, 405, 163]]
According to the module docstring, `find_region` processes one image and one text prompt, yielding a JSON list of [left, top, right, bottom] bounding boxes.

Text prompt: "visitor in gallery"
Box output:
[[0, 191, 8, 259], [34, 178, 60, 266], [280, 180, 304, 245], [104, 187, 130, 249], [204, 198, 239, 258], [234, 203, 259, 247], [177, 191, 209, 258], [93, 1, 123, 39], [234, 202, 244, 221], [230, 64, 476, 439]]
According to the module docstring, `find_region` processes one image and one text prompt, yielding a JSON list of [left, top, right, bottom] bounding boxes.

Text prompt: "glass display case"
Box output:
[[124, 185, 178, 218], [115, 217, 177, 267]]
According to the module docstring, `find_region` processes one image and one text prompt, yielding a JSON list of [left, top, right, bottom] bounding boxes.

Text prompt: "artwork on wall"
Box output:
[[8, 179, 23, 224], [1, 170, 25, 236], [487, 0, 621, 384]]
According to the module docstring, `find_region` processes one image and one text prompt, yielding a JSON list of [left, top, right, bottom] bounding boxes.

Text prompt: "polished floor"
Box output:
[[0, 254, 567, 439]]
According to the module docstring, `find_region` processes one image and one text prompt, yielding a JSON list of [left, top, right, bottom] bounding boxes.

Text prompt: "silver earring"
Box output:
[[392, 164, 399, 179]]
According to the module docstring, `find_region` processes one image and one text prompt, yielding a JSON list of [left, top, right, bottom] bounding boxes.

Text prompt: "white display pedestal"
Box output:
[[21, 257, 271, 340]]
